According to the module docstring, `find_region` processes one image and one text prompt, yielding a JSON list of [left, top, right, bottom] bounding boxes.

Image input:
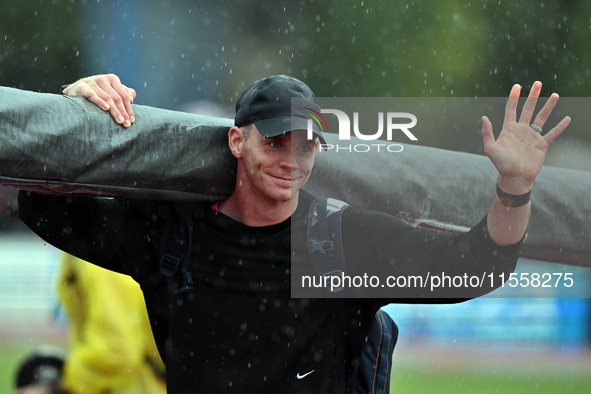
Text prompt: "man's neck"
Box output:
[[219, 192, 298, 227]]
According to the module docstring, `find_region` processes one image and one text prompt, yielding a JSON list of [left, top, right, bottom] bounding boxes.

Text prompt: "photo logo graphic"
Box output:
[[304, 107, 329, 134], [305, 108, 418, 153]]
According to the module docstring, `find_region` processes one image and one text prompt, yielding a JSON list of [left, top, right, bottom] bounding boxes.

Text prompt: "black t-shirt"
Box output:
[[18, 189, 520, 393]]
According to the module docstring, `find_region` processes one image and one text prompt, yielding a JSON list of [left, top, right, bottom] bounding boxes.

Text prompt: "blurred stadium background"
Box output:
[[1, 1, 590, 392]]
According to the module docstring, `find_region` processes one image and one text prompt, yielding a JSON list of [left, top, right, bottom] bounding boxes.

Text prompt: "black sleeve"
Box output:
[[17, 190, 164, 279], [342, 207, 520, 301]]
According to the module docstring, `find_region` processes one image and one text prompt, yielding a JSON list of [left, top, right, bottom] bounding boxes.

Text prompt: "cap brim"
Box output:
[[254, 116, 326, 146]]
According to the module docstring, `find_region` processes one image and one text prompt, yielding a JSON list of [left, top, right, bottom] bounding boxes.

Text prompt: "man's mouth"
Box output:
[[271, 174, 296, 187]]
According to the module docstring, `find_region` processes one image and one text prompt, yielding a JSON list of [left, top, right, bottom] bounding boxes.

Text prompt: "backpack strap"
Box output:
[[307, 196, 349, 394], [159, 203, 194, 294], [307, 196, 349, 292]]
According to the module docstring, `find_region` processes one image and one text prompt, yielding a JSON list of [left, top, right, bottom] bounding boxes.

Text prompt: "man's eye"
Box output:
[[269, 141, 281, 148], [298, 144, 314, 153]]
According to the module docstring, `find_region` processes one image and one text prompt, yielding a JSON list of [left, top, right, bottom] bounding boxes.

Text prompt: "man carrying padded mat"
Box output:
[[18, 74, 570, 393]]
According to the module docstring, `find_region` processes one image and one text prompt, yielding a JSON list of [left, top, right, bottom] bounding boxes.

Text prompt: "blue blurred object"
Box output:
[[382, 260, 590, 348]]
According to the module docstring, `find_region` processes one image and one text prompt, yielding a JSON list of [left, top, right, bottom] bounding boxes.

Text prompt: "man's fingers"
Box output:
[[544, 116, 571, 145], [127, 88, 136, 122], [65, 74, 136, 127], [518, 81, 542, 124], [61, 84, 74, 97], [96, 77, 129, 125], [94, 75, 135, 127], [78, 85, 111, 111], [128, 87, 137, 102], [481, 116, 495, 151], [128, 87, 137, 103], [503, 84, 521, 126], [531, 93, 559, 128], [63, 82, 111, 111], [86, 83, 125, 125], [105, 89, 128, 126], [113, 87, 135, 127], [117, 87, 136, 124]]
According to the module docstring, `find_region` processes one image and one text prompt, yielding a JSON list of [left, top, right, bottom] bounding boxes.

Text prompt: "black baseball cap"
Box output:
[[234, 75, 326, 145]]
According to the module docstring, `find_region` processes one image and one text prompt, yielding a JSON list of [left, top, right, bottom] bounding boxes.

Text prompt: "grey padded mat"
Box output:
[[1, 86, 589, 267]]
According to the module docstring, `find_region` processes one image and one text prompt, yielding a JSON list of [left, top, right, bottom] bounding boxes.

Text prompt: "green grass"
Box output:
[[0, 346, 27, 394], [390, 367, 591, 393], [2, 345, 590, 394]]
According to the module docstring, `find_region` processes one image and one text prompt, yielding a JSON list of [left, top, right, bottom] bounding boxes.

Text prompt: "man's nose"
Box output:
[[280, 153, 298, 169]]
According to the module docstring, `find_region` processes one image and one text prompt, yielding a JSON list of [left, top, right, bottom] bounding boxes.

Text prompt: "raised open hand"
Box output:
[[481, 81, 571, 195]]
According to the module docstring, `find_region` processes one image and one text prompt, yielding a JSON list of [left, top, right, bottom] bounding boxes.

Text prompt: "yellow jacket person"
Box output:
[[57, 253, 166, 393]]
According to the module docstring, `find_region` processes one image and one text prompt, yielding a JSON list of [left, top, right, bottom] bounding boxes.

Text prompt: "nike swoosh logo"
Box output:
[[296, 370, 315, 379]]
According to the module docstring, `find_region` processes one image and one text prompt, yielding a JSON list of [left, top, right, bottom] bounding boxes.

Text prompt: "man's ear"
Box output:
[[228, 126, 245, 158]]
